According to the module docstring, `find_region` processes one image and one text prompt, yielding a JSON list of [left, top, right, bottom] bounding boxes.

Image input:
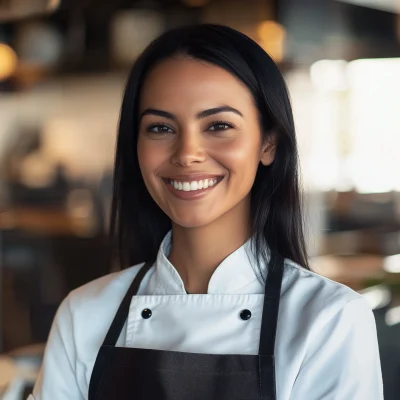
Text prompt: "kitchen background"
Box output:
[[0, 0, 399, 398]]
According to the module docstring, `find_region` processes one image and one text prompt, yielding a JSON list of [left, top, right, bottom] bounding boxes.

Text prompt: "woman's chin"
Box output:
[[169, 213, 216, 229]]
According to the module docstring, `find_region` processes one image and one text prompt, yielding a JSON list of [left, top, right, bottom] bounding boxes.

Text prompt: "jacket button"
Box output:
[[141, 309, 152, 319], [240, 309, 252, 320]]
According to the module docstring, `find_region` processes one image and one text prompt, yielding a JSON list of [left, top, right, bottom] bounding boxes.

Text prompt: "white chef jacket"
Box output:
[[30, 232, 383, 400]]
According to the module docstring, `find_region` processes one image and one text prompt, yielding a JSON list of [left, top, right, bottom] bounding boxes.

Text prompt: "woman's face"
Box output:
[[137, 57, 275, 228]]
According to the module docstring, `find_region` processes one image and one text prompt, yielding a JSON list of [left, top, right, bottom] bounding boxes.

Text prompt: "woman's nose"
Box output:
[[171, 134, 206, 167]]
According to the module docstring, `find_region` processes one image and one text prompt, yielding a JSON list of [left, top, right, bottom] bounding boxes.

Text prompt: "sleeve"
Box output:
[[289, 297, 384, 400], [30, 295, 85, 400]]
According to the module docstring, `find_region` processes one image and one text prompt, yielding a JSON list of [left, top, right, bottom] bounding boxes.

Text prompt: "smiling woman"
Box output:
[[30, 24, 383, 400], [137, 57, 274, 235]]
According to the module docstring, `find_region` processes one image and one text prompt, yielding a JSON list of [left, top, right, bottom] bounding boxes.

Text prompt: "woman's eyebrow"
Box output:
[[140, 106, 243, 122], [140, 109, 176, 121], [196, 106, 243, 119]]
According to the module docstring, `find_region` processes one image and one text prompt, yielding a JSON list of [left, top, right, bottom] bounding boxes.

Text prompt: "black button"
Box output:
[[141, 309, 152, 319], [240, 309, 252, 320]]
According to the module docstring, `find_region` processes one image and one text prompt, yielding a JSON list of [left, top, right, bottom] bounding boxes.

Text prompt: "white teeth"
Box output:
[[169, 178, 220, 191], [190, 181, 198, 190]]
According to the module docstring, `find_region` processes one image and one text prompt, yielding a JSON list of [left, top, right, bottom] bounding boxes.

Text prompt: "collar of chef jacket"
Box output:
[[150, 231, 269, 295]]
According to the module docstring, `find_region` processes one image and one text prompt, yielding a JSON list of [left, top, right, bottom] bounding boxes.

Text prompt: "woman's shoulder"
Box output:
[[282, 259, 382, 399], [64, 263, 146, 320], [284, 257, 363, 301], [33, 264, 150, 399], [282, 257, 371, 330]]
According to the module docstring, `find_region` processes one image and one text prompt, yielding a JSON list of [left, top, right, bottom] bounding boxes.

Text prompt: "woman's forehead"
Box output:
[[139, 57, 255, 113]]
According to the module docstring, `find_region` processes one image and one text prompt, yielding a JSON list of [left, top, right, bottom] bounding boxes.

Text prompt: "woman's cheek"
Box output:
[[213, 138, 260, 171]]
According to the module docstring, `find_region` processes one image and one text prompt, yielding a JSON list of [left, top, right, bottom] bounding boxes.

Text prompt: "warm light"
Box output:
[[347, 58, 400, 193], [310, 60, 348, 91], [257, 21, 285, 40], [257, 21, 286, 62], [360, 285, 391, 309], [67, 188, 97, 237], [383, 254, 400, 273], [385, 306, 400, 326], [0, 0, 60, 21], [47, 0, 61, 11], [67, 189, 93, 220], [19, 154, 55, 188], [0, 43, 18, 81]]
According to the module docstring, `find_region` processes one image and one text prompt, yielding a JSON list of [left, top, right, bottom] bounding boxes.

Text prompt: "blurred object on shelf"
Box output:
[[322, 229, 400, 256], [320, 231, 361, 255], [361, 230, 400, 256], [0, 0, 60, 22], [14, 22, 63, 69], [11, 21, 63, 87], [110, 8, 164, 65], [1, 207, 76, 235], [0, 344, 43, 400], [66, 188, 99, 237], [327, 191, 400, 232], [311, 254, 385, 290], [0, 355, 17, 395]]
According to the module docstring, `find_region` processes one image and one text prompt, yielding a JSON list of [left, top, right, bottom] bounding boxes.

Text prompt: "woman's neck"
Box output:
[[168, 198, 251, 294]]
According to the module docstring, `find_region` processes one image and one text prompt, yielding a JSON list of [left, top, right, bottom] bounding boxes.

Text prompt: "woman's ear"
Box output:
[[260, 133, 277, 166]]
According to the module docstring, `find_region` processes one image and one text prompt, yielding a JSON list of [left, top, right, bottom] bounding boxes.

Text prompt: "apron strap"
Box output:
[[258, 254, 284, 399], [102, 261, 153, 347]]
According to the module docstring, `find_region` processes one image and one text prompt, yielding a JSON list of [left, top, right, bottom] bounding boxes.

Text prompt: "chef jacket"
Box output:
[[30, 232, 384, 399]]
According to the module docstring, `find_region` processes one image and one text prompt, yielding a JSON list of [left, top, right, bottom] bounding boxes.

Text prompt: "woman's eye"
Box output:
[[208, 122, 234, 131], [147, 124, 173, 134]]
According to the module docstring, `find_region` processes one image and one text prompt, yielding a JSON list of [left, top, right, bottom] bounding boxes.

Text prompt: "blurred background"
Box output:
[[0, 0, 399, 398]]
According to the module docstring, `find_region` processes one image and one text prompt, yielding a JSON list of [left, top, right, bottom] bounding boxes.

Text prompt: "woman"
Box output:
[[30, 24, 383, 399]]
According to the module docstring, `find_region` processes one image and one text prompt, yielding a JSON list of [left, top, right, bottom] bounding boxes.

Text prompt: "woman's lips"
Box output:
[[162, 176, 223, 200]]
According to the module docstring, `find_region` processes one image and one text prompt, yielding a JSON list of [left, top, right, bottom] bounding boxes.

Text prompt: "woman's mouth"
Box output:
[[162, 176, 224, 200]]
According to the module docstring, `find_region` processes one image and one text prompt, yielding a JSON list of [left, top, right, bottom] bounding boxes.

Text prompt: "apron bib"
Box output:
[[89, 255, 284, 400]]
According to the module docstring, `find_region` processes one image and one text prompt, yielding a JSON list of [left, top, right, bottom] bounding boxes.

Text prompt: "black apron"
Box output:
[[89, 255, 284, 400]]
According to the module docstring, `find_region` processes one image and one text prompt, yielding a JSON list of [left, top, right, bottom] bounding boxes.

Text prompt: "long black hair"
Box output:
[[110, 24, 310, 275]]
